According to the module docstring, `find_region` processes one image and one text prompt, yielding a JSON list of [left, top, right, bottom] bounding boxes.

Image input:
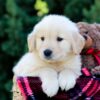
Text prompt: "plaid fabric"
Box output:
[[17, 48, 100, 100]]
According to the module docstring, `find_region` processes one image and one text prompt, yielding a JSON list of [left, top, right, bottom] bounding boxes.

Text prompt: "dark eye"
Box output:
[[57, 37, 63, 42], [83, 35, 88, 40], [41, 37, 45, 41], [85, 31, 88, 34]]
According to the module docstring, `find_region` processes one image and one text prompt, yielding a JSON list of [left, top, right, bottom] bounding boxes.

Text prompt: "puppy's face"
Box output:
[[28, 15, 85, 62], [36, 29, 71, 62]]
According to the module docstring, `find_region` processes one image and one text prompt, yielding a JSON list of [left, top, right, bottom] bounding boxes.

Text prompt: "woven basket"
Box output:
[[12, 76, 24, 100]]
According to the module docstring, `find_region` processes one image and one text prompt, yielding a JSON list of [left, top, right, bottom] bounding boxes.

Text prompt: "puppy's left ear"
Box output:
[[27, 31, 36, 52], [71, 31, 85, 54]]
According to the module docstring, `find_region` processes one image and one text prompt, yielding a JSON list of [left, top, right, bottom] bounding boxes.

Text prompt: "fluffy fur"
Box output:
[[13, 15, 85, 97]]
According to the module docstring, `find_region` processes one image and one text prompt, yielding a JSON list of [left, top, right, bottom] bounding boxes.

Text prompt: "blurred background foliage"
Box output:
[[0, 0, 100, 99]]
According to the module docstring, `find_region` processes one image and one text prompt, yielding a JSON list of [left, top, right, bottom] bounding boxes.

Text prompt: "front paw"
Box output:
[[59, 72, 76, 91], [42, 79, 59, 97]]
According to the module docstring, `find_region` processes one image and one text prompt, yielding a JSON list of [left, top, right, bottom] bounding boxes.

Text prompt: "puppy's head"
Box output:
[[28, 15, 85, 62]]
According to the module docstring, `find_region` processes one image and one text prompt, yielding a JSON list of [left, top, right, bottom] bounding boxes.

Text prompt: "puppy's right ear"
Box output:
[[27, 31, 36, 52]]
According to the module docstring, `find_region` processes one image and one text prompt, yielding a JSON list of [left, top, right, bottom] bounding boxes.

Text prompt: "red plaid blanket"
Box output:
[[17, 48, 100, 100]]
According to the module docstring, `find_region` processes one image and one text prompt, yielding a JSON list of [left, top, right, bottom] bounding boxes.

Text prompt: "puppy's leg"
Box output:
[[38, 68, 59, 97], [58, 69, 79, 91]]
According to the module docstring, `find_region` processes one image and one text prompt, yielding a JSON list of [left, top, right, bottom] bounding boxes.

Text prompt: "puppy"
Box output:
[[13, 15, 85, 97]]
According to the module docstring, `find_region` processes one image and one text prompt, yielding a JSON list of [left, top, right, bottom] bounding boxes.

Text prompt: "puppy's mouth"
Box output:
[[44, 56, 52, 60], [43, 56, 58, 63], [43, 54, 63, 62]]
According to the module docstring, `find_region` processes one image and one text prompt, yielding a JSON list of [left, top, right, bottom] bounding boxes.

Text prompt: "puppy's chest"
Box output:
[[50, 64, 65, 72]]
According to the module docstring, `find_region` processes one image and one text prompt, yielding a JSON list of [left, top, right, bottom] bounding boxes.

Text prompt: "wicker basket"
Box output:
[[12, 76, 24, 100]]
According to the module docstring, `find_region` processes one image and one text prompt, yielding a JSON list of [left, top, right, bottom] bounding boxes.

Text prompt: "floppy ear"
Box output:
[[27, 31, 36, 52], [71, 31, 85, 54]]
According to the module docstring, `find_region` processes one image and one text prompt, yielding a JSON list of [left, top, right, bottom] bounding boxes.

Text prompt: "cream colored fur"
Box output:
[[13, 15, 85, 97]]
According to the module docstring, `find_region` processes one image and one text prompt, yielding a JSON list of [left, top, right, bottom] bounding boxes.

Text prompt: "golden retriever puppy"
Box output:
[[13, 15, 85, 97]]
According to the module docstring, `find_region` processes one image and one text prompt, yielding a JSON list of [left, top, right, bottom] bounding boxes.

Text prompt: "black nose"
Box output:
[[44, 49, 52, 57]]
